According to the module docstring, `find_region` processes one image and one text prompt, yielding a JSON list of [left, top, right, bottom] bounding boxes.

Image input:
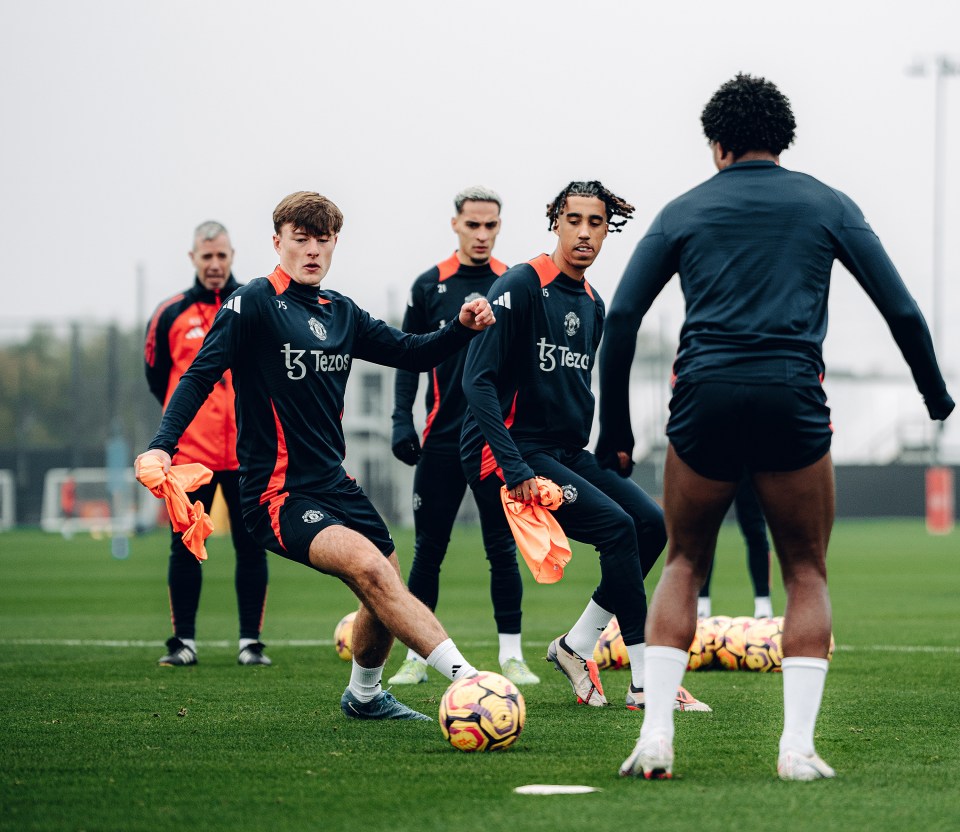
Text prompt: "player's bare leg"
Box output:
[[621, 445, 736, 778], [647, 445, 738, 650], [751, 453, 835, 780], [310, 525, 475, 720], [751, 453, 834, 658], [310, 525, 474, 677]]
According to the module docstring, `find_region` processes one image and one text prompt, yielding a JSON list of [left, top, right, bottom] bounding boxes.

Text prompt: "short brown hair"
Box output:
[[272, 191, 344, 237]]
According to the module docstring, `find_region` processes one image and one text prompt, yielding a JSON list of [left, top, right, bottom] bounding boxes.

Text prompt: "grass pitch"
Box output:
[[2, 520, 959, 832]]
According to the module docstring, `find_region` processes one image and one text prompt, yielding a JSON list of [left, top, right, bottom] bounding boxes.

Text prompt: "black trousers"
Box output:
[[167, 470, 268, 641], [407, 451, 523, 634]]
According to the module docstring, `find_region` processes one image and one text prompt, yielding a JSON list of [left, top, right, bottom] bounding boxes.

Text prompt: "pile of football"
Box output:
[[439, 671, 526, 752], [593, 615, 834, 673], [688, 615, 835, 672]]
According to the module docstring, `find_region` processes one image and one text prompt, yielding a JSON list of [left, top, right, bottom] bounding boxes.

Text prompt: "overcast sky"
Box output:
[[2, 1, 958, 393]]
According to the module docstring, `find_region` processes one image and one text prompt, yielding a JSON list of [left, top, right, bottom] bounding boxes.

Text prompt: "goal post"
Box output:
[[0, 470, 15, 530], [40, 467, 162, 536]]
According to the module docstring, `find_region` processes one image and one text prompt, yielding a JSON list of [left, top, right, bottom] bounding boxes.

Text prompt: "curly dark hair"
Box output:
[[700, 73, 796, 158], [545, 181, 635, 233]]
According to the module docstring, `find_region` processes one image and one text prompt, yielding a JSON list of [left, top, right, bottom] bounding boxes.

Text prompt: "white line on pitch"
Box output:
[[7, 638, 498, 648], [6, 639, 960, 654]]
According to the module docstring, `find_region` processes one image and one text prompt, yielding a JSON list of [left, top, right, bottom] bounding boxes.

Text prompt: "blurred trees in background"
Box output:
[[0, 322, 160, 523]]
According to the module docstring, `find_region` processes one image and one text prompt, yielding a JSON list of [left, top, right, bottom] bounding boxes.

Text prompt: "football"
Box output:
[[716, 616, 753, 670], [687, 621, 711, 671], [743, 616, 783, 672], [697, 615, 732, 668], [439, 671, 526, 752], [334, 611, 357, 661], [593, 617, 630, 669]]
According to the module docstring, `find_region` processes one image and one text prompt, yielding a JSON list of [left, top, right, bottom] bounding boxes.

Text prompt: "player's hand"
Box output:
[[458, 297, 496, 331], [391, 437, 421, 466], [925, 392, 955, 421], [507, 477, 541, 505], [595, 433, 635, 478], [134, 448, 171, 484]]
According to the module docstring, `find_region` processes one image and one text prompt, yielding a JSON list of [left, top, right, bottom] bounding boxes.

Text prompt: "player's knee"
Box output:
[[345, 551, 395, 594], [594, 508, 639, 553], [780, 556, 828, 588], [412, 536, 448, 566], [636, 513, 667, 555], [485, 544, 518, 570]]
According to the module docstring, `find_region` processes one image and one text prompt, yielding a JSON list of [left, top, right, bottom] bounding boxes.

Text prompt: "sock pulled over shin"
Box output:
[[638, 646, 688, 745], [426, 638, 477, 681]]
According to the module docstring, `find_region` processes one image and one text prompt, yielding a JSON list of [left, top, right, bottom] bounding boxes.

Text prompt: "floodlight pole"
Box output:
[[908, 55, 959, 464]]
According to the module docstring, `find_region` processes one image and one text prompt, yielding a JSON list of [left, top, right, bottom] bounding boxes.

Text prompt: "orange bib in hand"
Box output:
[[500, 477, 571, 584], [136, 456, 214, 562]]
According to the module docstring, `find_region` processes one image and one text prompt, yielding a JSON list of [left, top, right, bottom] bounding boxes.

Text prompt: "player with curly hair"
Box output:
[[462, 181, 709, 713], [601, 74, 954, 781]]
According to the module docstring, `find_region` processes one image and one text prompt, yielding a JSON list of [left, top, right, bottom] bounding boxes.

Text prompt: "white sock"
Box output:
[[638, 646, 688, 745], [565, 599, 614, 659], [349, 661, 385, 703], [754, 596, 774, 618], [404, 648, 426, 664], [697, 596, 711, 619], [498, 633, 523, 666], [426, 638, 477, 681], [239, 638, 258, 651], [181, 638, 197, 653], [627, 643, 646, 689], [780, 657, 829, 756]]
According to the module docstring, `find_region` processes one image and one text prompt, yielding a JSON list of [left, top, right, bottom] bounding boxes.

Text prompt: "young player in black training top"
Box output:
[[462, 181, 709, 712], [602, 74, 954, 782], [136, 191, 496, 723], [389, 187, 540, 688]]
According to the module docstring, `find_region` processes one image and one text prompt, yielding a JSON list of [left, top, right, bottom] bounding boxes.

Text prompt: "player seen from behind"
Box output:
[[600, 74, 955, 781]]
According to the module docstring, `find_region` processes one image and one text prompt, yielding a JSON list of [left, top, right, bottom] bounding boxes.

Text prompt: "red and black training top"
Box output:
[[149, 266, 479, 516], [144, 274, 242, 471], [392, 252, 507, 454]]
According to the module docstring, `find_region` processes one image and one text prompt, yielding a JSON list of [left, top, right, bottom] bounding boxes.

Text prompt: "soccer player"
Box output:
[[136, 191, 495, 721], [601, 74, 955, 780], [697, 477, 774, 620], [144, 221, 270, 667], [461, 181, 709, 712], [389, 187, 540, 688]]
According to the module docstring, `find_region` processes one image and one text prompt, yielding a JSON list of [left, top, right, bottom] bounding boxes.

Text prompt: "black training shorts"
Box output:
[[666, 380, 832, 481], [244, 476, 394, 568]]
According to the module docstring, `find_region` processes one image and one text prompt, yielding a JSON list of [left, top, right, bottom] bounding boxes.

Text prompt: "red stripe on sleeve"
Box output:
[[421, 369, 442, 444], [144, 293, 184, 366], [479, 392, 518, 481], [260, 400, 290, 550]]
